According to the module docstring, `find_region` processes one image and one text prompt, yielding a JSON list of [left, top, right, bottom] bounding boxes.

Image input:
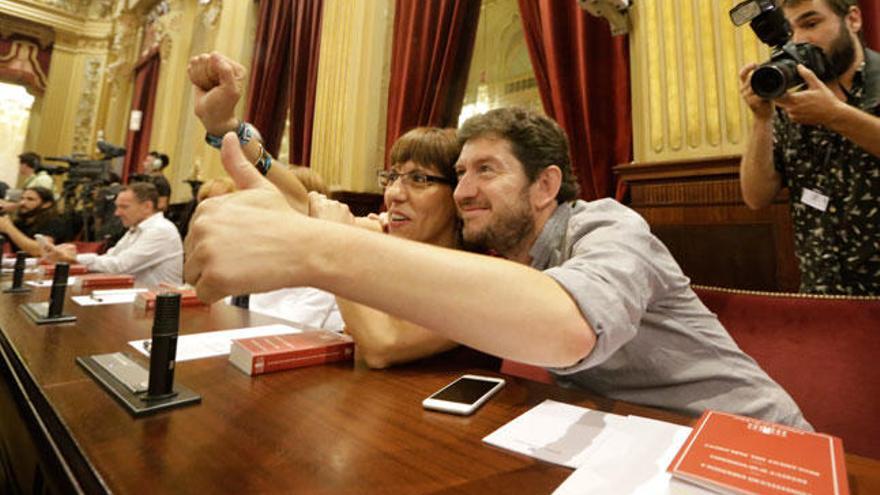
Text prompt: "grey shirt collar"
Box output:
[[529, 201, 577, 270], [860, 48, 880, 110]]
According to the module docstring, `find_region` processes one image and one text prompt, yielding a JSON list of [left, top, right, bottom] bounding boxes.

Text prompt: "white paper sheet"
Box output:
[[73, 293, 139, 306], [552, 416, 711, 495], [482, 399, 627, 468], [128, 324, 302, 361], [1, 257, 37, 267], [27, 277, 78, 288]]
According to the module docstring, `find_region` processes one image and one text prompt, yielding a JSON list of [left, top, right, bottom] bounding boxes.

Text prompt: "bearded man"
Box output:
[[0, 187, 70, 256], [739, 0, 880, 295]]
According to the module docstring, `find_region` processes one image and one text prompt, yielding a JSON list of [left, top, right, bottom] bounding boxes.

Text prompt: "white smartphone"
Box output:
[[422, 374, 505, 415]]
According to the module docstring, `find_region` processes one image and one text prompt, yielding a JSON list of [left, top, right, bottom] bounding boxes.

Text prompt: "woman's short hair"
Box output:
[[389, 127, 461, 183]]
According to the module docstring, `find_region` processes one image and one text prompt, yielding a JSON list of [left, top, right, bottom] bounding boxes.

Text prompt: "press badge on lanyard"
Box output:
[[801, 188, 830, 212]]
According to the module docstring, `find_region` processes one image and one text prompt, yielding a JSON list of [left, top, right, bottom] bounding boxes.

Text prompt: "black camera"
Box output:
[[730, 0, 831, 99]]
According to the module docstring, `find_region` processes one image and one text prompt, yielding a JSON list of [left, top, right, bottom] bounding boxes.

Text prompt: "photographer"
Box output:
[[740, 0, 880, 295], [0, 187, 70, 256]]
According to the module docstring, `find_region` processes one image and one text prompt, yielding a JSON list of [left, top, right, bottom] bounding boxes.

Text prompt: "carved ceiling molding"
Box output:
[[0, 0, 113, 41], [21, 0, 116, 20], [0, 13, 54, 48]]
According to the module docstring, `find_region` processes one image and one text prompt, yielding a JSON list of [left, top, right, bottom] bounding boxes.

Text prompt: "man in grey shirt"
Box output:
[[185, 107, 809, 429]]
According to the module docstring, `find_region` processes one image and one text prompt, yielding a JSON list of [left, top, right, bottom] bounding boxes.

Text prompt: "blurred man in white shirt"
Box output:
[[44, 182, 182, 287]]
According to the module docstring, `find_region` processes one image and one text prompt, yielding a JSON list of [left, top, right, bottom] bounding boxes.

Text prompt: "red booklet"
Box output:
[[73, 273, 135, 290], [39, 264, 89, 276], [229, 331, 354, 376], [667, 410, 849, 495], [134, 289, 205, 309]]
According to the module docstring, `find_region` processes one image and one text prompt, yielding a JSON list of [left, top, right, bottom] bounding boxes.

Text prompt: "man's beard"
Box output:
[[461, 189, 535, 256], [16, 207, 39, 222], [824, 18, 857, 80]]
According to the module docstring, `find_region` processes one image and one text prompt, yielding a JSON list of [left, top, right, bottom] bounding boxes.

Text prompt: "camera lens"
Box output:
[[751, 59, 800, 99]]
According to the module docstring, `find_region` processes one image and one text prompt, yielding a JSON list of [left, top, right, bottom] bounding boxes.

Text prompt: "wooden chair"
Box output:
[[693, 285, 880, 459]]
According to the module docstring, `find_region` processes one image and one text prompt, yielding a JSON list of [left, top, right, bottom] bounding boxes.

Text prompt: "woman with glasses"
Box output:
[[308, 127, 462, 368], [189, 52, 463, 367]]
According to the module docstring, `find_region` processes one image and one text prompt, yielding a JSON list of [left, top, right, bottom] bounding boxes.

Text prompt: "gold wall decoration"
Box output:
[[71, 56, 103, 154], [200, 0, 221, 30], [630, 0, 770, 163]]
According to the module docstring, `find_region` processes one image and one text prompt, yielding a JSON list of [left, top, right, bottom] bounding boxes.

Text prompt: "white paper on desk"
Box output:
[[72, 293, 139, 306], [552, 416, 710, 495], [483, 399, 627, 468], [2, 257, 36, 267], [27, 277, 77, 288], [128, 324, 302, 361], [1, 267, 38, 274]]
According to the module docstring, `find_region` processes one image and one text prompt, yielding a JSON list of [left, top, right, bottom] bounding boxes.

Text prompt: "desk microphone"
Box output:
[[47, 263, 69, 318], [230, 294, 250, 309], [5, 251, 31, 293], [146, 292, 181, 400]]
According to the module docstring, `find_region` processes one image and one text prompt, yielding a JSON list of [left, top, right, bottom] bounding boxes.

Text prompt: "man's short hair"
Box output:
[[24, 186, 55, 207], [782, 0, 857, 19], [389, 127, 461, 184], [458, 108, 580, 203], [18, 152, 41, 170], [123, 182, 159, 209], [148, 151, 170, 169]]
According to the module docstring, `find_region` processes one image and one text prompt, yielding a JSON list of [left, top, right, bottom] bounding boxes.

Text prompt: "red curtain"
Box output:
[[862, 0, 880, 50], [0, 35, 52, 95], [287, 0, 323, 167], [123, 50, 161, 183], [517, 1, 631, 200], [245, 0, 293, 156], [385, 0, 481, 164], [245, 0, 323, 165]]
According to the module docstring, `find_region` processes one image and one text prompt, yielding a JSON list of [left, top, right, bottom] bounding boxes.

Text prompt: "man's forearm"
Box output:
[[2, 226, 41, 257], [740, 117, 782, 210], [827, 104, 880, 158], [301, 222, 595, 368]]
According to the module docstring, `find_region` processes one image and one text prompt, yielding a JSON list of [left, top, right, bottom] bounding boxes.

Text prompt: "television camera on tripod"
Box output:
[[43, 140, 126, 242]]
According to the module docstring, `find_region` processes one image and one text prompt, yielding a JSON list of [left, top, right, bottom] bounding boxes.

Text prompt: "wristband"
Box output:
[[254, 143, 273, 176], [204, 121, 258, 149]]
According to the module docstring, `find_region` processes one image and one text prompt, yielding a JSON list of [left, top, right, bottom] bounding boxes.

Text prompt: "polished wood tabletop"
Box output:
[[1, 283, 878, 494]]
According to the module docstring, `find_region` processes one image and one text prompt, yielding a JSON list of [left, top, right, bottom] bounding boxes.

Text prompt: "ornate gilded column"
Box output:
[[629, 0, 769, 163], [310, 0, 395, 193]]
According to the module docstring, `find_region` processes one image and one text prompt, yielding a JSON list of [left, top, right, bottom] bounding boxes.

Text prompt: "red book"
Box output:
[[667, 410, 849, 495], [229, 331, 354, 376], [39, 264, 89, 276], [134, 289, 205, 309], [73, 273, 135, 290]]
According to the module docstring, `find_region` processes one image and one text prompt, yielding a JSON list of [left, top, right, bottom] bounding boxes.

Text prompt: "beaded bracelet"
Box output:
[[254, 143, 272, 176]]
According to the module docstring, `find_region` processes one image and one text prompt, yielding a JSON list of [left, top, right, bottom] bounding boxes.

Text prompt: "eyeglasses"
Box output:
[[377, 170, 453, 189]]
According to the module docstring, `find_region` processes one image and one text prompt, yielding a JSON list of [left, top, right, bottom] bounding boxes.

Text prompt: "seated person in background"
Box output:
[[0, 153, 54, 214], [188, 52, 458, 365], [196, 177, 236, 202], [43, 182, 182, 287], [235, 167, 344, 331], [0, 187, 71, 256], [139, 151, 172, 211], [19, 152, 54, 193], [187, 107, 811, 428]]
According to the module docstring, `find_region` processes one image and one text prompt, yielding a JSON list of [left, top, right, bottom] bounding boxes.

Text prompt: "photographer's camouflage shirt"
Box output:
[[773, 48, 880, 295]]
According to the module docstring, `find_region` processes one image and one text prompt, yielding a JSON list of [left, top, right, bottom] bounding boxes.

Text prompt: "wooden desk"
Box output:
[[1, 286, 878, 494]]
